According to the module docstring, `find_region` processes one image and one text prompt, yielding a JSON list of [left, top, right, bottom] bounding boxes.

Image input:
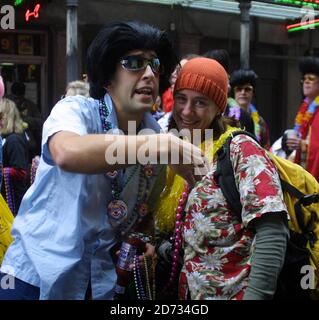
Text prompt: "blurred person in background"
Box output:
[[282, 56, 319, 181], [0, 75, 14, 266], [7, 82, 43, 159], [203, 50, 254, 136], [63, 80, 90, 98], [0, 98, 29, 216], [230, 69, 270, 149]]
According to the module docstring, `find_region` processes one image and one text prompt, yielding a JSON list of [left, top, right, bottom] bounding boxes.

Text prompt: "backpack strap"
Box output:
[[214, 130, 259, 222], [280, 179, 306, 229], [280, 179, 319, 247]]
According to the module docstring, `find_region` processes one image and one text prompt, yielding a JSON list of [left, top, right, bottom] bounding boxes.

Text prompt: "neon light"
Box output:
[[25, 3, 41, 22], [14, 0, 24, 6], [267, 0, 319, 8], [275, 0, 319, 6], [287, 21, 319, 31], [286, 18, 319, 29]]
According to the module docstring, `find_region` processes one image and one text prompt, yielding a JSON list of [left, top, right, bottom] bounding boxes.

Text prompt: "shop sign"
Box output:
[[1, 5, 15, 30]]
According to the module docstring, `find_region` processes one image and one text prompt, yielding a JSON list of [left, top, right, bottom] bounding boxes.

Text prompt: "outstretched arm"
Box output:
[[49, 131, 208, 186]]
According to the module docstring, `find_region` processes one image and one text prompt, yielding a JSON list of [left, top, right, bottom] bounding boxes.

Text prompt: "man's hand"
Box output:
[[168, 135, 209, 187]]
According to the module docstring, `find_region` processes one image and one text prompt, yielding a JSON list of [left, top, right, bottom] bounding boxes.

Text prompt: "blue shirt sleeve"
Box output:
[[42, 97, 90, 166]]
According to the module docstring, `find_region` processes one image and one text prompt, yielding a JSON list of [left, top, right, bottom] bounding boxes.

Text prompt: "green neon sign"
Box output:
[[288, 21, 319, 31], [14, 0, 24, 6], [259, 0, 319, 9]]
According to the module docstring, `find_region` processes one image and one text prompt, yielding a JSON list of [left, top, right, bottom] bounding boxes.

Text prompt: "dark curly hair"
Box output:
[[229, 69, 258, 96], [202, 49, 230, 74], [299, 56, 319, 77], [87, 21, 178, 99]]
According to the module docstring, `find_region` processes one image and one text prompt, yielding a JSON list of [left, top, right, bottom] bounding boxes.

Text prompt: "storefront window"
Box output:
[[0, 63, 41, 109], [0, 33, 46, 56]]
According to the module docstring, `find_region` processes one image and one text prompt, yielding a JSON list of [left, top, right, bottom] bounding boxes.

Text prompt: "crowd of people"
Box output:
[[0, 20, 318, 300]]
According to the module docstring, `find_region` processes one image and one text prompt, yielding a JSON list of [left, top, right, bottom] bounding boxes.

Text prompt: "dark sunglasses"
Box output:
[[119, 55, 161, 74]]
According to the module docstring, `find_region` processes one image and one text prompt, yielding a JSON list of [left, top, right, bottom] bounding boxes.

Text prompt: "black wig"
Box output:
[[230, 69, 258, 90], [299, 56, 319, 77], [87, 21, 178, 99]]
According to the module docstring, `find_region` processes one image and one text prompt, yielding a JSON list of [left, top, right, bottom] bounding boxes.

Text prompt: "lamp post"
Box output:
[[66, 0, 78, 83], [238, 0, 251, 69]]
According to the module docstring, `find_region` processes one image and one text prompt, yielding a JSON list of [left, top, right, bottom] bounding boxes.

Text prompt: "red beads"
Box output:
[[163, 183, 190, 291]]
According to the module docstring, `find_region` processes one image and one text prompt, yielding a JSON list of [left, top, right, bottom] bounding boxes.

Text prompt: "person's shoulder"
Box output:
[[231, 132, 260, 149], [257, 113, 268, 126], [53, 95, 98, 113], [4, 132, 26, 145], [59, 94, 95, 105], [46, 96, 100, 132], [313, 107, 319, 121]]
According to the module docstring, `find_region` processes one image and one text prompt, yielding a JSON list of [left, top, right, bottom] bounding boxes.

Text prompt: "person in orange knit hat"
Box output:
[[158, 54, 198, 131], [155, 57, 289, 300]]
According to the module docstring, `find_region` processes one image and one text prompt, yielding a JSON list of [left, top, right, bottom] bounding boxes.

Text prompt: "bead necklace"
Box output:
[[143, 253, 152, 299], [30, 156, 40, 185], [151, 255, 156, 300], [163, 183, 190, 292], [133, 254, 147, 299], [3, 168, 15, 215], [133, 255, 141, 299], [99, 97, 113, 132], [107, 165, 153, 233], [134, 165, 153, 223], [133, 253, 156, 300], [99, 98, 153, 235]]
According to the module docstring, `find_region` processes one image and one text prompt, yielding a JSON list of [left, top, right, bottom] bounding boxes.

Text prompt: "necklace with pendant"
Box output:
[[99, 98, 154, 235]]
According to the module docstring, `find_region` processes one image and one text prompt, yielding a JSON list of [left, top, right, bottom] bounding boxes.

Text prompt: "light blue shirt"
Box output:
[[1, 94, 163, 299]]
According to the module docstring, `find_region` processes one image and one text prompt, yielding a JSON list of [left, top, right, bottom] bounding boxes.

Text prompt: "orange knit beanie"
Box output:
[[174, 57, 228, 113]]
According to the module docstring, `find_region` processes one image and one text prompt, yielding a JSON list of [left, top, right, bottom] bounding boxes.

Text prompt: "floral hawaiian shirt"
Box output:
[[179, 134, 287, 300]]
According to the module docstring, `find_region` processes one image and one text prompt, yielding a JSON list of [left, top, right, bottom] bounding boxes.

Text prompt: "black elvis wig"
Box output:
[[229, 69, 258, 96], [299, 56, 319, 77], [87, 21, 178, 99]]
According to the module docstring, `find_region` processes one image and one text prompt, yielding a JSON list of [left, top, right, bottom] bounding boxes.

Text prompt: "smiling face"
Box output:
[[107, 50, 160, 121], [173, 89, 219, 133]]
